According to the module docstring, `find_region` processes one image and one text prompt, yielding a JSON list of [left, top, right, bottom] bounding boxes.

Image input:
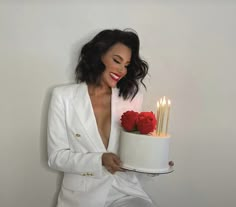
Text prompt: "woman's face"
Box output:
[[101, 43, 131, 88]]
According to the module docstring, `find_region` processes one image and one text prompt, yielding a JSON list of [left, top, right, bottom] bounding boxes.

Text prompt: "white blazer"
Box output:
[[47, 83, 150, 206]]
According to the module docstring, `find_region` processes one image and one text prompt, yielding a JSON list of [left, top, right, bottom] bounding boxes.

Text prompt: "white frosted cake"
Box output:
[[119, 130, 171, 173]]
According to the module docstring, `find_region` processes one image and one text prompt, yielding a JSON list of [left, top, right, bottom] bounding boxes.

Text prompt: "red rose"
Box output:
[[136, 112, 157, 134], [120, 111, 139, 131]]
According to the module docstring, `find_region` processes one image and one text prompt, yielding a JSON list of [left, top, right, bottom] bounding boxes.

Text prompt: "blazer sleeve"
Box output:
[[47, 88, 104, 177]]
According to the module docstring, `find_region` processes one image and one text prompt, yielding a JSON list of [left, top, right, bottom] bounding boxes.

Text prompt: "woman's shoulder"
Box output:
[[127, 92, 143, 112], [113, 88, 144, 112], [51, 83, 86, 98]]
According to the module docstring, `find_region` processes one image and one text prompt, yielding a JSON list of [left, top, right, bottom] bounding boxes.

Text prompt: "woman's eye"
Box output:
[[113, 59, 120, 64]]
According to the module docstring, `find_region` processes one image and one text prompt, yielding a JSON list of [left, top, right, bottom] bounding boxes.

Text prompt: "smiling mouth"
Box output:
[[110, 72, 121, 81]]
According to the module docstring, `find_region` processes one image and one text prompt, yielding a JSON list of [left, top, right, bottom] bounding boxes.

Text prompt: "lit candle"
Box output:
[[165, 100, 171, 135], [160, 96, 166, 136], [157, 98, 163, 135], [156, 102, 160, 135], [156, 96, 171, 136]]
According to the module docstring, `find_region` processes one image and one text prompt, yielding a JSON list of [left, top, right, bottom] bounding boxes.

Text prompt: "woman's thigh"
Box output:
[[109, 197, 156, 207]]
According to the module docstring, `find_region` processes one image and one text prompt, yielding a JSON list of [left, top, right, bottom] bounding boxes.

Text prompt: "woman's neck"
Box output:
[[87, 83, 111, 96]]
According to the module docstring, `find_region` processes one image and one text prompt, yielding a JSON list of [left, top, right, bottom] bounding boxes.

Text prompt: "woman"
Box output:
[[47, 29, 171, 207]]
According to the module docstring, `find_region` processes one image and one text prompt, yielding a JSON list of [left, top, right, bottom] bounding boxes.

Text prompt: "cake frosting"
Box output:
[[119, 130, 171, 173]]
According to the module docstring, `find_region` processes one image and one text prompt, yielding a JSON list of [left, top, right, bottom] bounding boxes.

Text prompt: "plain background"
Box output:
[[0, 0, 236, 207]]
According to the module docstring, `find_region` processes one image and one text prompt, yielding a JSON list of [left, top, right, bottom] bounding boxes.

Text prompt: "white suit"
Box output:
[[47, 83, 152, 207]]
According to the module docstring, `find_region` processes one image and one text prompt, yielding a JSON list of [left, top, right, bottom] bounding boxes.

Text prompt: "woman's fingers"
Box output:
[[102, 153, 124, 174], [113, 155, 122, 165], [109, 155, 124, 173]]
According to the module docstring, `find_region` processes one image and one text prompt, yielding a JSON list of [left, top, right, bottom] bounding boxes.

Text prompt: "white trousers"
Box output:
[[104, 187, 157, 207], [57, 186, 157, 207], [105, 196, 156, 207]]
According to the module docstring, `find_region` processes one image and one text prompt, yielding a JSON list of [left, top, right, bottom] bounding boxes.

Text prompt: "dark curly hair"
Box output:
[[75, 29, 148, 100]]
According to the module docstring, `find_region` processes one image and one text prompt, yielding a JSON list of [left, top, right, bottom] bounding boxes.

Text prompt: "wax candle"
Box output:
[[160, 97, 166, 135], [156, 96, 171, 136], [165, 100, 171, 135], [156, 102, 160, 134], [157, 98, 163, 135]]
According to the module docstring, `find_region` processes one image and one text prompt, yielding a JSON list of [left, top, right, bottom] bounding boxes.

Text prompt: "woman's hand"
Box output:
[[102, 153, 124, 174]]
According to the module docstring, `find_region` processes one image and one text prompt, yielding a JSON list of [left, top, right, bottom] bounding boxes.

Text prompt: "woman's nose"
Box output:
[[118, 65, 125, 73]]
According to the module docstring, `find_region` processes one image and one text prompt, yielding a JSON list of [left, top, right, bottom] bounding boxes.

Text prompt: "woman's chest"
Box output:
[[90, 95, 111, 148]]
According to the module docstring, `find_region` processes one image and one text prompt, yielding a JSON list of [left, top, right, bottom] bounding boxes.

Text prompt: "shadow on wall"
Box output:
[[39, 84, 65, 207], [37, 30, 98, 206]]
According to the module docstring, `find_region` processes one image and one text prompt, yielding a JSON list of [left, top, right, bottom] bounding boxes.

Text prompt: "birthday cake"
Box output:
[[118, 97, 172, 173], [119, 130, 171, 173]]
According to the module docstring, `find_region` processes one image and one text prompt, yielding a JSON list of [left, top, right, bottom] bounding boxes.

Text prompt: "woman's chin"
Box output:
[[108, 80, 119, 88], [110, 84, 117, 88]]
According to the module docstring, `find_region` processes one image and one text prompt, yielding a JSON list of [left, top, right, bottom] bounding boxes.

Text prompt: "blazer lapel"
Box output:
[[71, 83, 106, 152]]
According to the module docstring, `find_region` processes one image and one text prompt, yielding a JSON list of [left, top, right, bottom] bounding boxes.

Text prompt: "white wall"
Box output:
[[0, 1, 235, 207]]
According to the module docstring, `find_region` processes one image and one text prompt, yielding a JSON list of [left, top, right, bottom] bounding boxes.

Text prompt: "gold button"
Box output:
[[75, 133, 80, 138]]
